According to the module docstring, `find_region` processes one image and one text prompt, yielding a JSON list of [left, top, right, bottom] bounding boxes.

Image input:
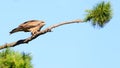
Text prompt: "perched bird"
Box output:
[[10, 20, 45, 35]]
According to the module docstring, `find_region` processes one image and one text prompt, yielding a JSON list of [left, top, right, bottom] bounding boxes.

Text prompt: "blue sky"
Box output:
[[0, 0, 120, 68]]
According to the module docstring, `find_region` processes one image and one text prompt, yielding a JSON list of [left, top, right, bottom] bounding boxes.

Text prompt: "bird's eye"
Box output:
[[41, 21, 44, 23]]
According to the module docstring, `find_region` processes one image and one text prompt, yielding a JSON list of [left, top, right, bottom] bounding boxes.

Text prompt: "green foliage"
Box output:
[[0, 48, 33, 68], [84, 1, 112, 27]]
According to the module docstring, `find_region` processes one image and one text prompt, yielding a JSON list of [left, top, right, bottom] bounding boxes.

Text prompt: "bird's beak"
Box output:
[[43, 23, 45, 26]]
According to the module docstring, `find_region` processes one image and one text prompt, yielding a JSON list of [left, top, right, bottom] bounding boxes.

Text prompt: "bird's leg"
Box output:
[[31, 31, 38, 36], [31, 32, 34, 36]]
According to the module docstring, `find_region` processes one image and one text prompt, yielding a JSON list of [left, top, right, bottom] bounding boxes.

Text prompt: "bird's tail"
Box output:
[[10, 27, 21, 34]]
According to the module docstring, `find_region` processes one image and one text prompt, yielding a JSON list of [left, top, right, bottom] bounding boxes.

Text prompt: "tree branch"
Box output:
[[0, 19, 83, 50]]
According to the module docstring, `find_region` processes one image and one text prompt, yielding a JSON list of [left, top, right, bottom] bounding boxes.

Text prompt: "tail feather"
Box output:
[[10, 27, 20, 34]]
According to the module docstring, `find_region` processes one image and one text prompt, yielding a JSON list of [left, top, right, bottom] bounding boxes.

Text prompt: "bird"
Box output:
[[10, 20, 45, 35]]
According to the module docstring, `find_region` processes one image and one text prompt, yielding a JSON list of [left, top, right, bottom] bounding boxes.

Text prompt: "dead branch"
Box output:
[[0, 19, 83, 50]]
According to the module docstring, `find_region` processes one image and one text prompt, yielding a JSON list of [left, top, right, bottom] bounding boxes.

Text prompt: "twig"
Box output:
[[0, 19, 83, 50]]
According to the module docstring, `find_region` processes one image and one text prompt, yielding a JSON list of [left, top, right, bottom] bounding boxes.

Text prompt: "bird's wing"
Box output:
[[19, 20, 41, 29]]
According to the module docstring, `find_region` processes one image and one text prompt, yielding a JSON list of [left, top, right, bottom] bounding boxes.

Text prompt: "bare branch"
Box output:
[[0, 19, 83, 50]]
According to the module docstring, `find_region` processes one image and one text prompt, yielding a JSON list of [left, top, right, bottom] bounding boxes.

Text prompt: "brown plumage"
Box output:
[[10, 20, 45, 35]]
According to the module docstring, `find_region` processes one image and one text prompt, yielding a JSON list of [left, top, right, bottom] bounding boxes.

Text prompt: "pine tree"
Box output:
[[0, 48, 33, 68], [84, 1, 112, 27]]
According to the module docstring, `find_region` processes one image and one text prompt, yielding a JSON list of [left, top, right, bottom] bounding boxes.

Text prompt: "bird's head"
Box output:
[[40, 21, 46, 26]]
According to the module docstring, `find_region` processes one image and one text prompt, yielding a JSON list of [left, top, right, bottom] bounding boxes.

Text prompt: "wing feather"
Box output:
[[10, 20, 45, 35], [19, 20, 42, 29]]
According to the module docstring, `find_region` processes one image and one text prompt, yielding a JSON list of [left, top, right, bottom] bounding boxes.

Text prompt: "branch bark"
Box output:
[[0, 19, 83, 50]]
